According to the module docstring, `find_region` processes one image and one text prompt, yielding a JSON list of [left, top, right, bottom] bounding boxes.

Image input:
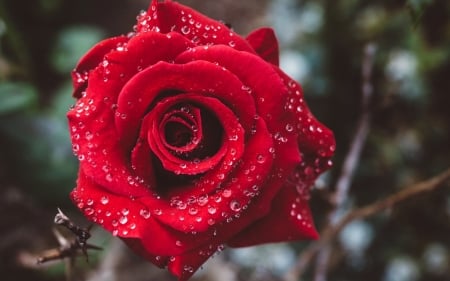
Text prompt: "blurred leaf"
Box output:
[[51, 25, 105, 74], [50, 80, 75, 118], [407, 0, 434, 25], [0, 112, 77, 204], [0, 82, 37, 114]]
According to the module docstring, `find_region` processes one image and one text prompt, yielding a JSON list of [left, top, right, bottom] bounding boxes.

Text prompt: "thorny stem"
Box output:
[[313, 43, 376, 281], [37, 209, 101, 265], [285, 166, 450, 281]]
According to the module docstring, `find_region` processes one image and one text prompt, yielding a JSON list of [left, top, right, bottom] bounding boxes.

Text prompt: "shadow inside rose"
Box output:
[[150, 101, 224, 193]]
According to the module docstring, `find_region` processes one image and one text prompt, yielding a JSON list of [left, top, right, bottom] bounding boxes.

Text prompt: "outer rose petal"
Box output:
[[246, 27, 280, 66], [72, 36, 128, 98], [72, 169, 219, 256], [227, 184, 318, 247], [137, 0, 255, 53]]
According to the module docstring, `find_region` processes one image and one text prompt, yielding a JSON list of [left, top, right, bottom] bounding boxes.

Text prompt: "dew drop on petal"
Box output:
[[85, 208, 94, 216], [207, 206, 217, 215], [119, 216, 128, 225], [105, 174, 113, 182], [189, 207, 198, 215], [230, 200, 241, 212], [181, 26, 191, 34], [256, 154, 266, 164], [139, 209, 151, 219], [285, 123, 294, 132], [100, 196, 109, 205], [222, 189, 232, 198]]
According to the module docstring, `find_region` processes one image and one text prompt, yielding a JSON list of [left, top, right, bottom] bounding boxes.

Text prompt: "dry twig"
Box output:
[[285, 166, 450, 281], [313, 43, 376, 281]]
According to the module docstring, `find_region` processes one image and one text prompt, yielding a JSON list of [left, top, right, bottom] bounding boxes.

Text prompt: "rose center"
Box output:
[[164, 121, 194, 147]]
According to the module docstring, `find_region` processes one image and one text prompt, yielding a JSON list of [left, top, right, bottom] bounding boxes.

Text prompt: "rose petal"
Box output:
[[276, 69, 336, 159], [72, 170, 203, 256], [145, 94, 236, 176], [116, 60, 257, 151], [167, 243, 223, 281], [137, 0, 255, 53], [176, 45, 302, 167], [246, 27, 279, 66], [68, 61, 150, 197], [68, 32, 196, 198], [72, 36, 129, 98], [143, 117, 273, 233], [227, 184, 318, 247]]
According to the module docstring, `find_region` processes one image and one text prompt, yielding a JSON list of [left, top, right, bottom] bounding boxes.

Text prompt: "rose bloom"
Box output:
[[68, 0, 335, 279]]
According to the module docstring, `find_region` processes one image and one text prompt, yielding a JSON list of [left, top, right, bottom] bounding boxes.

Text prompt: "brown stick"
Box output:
[[313, 43, 377, 281], [285, 166, 450, 281]]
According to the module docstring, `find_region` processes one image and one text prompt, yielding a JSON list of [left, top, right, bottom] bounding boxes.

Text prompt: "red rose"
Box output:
[[68, 0, 335, 279]]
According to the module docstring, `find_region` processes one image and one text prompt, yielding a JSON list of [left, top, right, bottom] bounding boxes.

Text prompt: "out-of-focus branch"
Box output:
[[313, 43, 377, 281], [285, 166, 450, 281], [37, 209, 102, 281]]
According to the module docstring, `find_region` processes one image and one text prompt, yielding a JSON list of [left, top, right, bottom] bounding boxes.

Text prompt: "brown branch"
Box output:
[[312, 43, 377, 281], [285, 166, 450, 281]]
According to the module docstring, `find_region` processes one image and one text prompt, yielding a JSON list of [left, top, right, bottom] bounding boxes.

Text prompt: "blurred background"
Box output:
[[0, 0, 449, 280]]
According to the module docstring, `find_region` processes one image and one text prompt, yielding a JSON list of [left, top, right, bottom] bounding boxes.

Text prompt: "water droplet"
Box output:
[[139, 209, 151, 219], [256, 154, 266, 164], [100, 196, 109, 205], [285, 124, 294, 132], [183, 265, 194, 273], [207, 206, 217, 214], [222, 189, 232, 198], [188, 207, 198, 215], [197, 195, 208, 206], [230, 200, 241, 212], [154, 209, 162, 216], [105, 174, 113, 182], [85, 208, 94, 216], [181, 26, 191, 35]]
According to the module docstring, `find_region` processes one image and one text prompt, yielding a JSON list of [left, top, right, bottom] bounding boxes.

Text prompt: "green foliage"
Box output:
[[0, 82, 37, 114], [51, 26, 105, 74]]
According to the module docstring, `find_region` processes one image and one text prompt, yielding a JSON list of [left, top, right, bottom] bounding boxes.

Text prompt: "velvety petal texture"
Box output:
[[68, 0, 335, 280]]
